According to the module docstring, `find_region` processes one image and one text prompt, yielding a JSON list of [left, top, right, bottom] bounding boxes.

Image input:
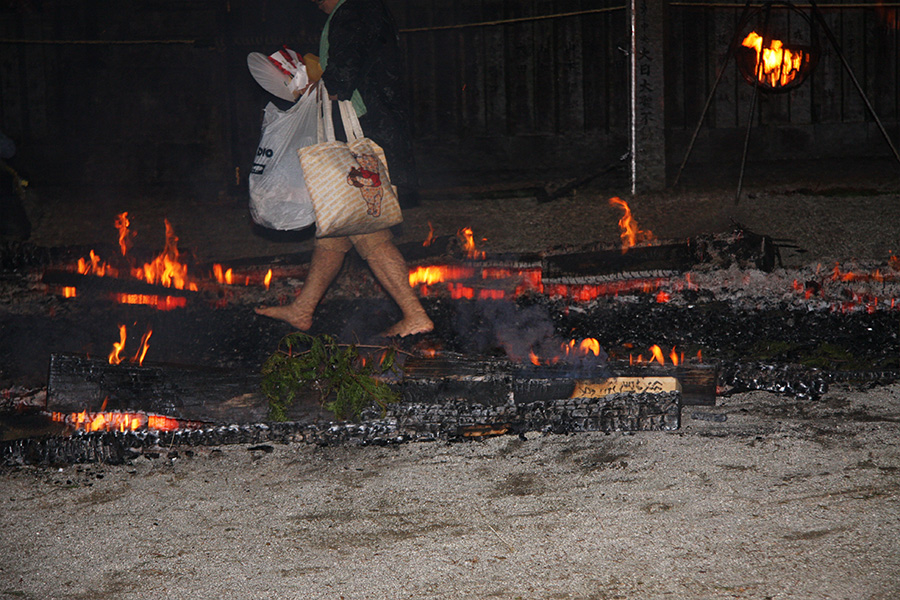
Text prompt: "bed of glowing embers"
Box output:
[[2, 206, 899, 462]]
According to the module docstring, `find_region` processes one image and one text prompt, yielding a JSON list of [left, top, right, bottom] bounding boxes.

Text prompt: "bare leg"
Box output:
[[362, 240, 434, 337], [255, 245, 346, 330]]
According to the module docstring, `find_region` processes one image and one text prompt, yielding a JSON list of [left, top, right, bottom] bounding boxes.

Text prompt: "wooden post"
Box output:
[[629, 0, 667, 194]]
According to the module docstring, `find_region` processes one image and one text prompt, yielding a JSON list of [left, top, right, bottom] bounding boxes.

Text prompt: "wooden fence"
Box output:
[[0, 0, 897, 192]]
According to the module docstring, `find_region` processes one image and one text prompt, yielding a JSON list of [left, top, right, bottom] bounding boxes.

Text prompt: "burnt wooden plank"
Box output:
[[419, 391, 681, 435], [542, 242, 696, 280], [41, 270, 202, 297], [401, 354, 717, 406], [45, 353, 323, 424], [398, 354, 684, 433]]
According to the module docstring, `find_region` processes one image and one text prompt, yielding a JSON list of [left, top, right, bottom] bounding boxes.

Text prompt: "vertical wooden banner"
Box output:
[[629, 0, 666, 193]]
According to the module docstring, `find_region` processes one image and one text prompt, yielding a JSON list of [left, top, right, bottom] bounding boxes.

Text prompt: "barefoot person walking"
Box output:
[[256, 0, 432, 337]]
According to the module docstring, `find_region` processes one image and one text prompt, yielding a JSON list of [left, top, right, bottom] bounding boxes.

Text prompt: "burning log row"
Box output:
[[1, 387, 680, 467], [0, 417, 472, 467], [558, 299, 899, 372]]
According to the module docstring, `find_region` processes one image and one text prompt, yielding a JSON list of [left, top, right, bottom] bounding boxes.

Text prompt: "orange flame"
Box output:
[[52, 410, 184, 432], [741, 31, 807, 88], [409, 265, 475, 287], [107, 324, 152, 366], [458, 227, 486, 260], [213, 264, 235, 285], [133, 220, 198, 291], [77, 250, 117, 277], [530, 338, 602, 366], [576, 338, 601, 357], [114, 294, 186, 311], [629, 345, 688, 366], [264, 269, 273, 290], [63, 287, 77, 298], [108, 324, 128, 365], [609, 197, 653, 253], [423, 222, 436, 247], [133, 328, 153, 365], [114, 212, 134, 256], [669, 347, 682, 366]]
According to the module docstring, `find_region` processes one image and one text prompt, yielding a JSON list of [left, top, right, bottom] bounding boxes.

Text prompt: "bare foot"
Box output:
[[254, 304, 313, 331], [380, 314, 434, 338]]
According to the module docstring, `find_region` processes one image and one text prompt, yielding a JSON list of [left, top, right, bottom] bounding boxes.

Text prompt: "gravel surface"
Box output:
[[3, 386, 899, 600]]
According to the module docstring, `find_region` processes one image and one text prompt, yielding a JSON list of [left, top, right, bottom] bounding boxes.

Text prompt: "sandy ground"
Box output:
[[3, 158, 900, 599], [2, 386, 899, 600]]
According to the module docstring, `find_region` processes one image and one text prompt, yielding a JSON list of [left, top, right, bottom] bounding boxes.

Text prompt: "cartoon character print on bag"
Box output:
[[346, 153, 384, 217]]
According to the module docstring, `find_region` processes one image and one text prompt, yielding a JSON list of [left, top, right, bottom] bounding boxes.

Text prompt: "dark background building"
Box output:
[[1, 0, 898, 202]]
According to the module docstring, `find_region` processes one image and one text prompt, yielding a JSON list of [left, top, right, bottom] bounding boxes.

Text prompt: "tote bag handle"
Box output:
[[317, 83, 365, 144]]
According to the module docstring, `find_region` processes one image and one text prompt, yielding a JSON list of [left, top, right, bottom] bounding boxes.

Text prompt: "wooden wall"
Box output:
[[0, 0, 897, 195], [392, 0, 630, 186]]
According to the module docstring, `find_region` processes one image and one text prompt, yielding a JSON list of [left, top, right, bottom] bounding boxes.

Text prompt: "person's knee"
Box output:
[[349, 229, 393, 260], [315, 236, 353, 255]]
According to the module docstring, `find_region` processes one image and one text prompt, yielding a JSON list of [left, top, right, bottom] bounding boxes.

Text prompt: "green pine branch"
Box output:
[[261, 332, 402, 422]]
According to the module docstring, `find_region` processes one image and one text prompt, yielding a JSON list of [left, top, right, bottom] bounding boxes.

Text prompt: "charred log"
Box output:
[[542, 227, 778, 283], [0, 242, 118, 272], [47, 353, 285, 424], [719, 362, 900, 400], [41, 270, 204, 297], [543, 243, 696, 283], [399, 354, 716, 406]]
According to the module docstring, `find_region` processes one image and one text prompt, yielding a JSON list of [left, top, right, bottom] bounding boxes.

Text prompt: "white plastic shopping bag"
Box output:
[[248, 88, 318, 231]]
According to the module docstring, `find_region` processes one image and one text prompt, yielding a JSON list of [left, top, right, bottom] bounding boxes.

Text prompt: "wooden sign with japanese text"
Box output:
[[571, 376, 681, 399]]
